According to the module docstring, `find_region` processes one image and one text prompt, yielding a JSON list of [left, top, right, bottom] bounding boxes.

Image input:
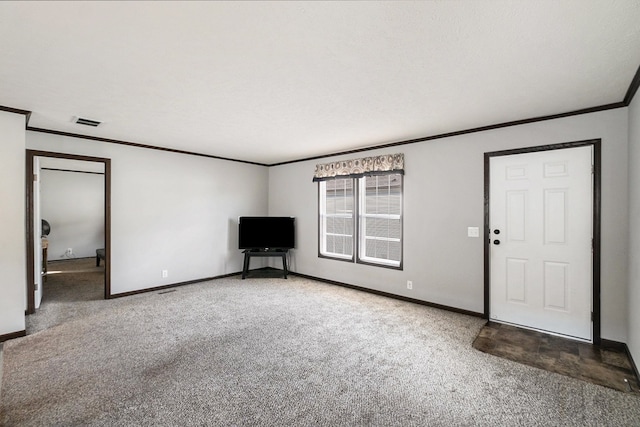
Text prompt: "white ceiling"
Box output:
[[1, 1, 640, 165]]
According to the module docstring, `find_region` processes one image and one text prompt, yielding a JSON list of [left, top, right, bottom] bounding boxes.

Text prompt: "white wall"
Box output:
[[27, 131, 269, 295], [628, 93, 640, 364], [40, 168, 105, 259], [269, 108, 629, 342], [0, 111, 26, 337]]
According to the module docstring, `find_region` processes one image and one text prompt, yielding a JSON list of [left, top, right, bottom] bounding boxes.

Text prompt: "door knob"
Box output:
[[494, 229, 500, 235], [493, 240, 501, 245]]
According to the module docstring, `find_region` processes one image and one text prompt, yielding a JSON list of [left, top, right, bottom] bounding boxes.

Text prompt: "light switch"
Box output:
[[467, 227, 480, 238]]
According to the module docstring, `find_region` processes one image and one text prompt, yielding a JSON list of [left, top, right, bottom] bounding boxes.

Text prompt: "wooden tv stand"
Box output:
[[241, 249, 289, 279]]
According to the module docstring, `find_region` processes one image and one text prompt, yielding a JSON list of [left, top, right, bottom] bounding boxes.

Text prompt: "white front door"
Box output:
[[489, 146, 593, 341]]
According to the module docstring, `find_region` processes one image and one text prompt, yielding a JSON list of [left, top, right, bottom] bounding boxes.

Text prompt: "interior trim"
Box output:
[[623, 343, 640, 387], [274, 65, 640, 166], [483, 139, 602, 345], [0, 105, 31, 127], [624, 64, 640, 106], [601, 338, 628, 350], [7, 100, 634, 169], [41, 167, 105, 175], [26, 126, 268, 167], [273, 103, 624, 166], [24, 102, 623, 168], [109, 271, 242, 299], [5, 62, 640, 167], [108, 266, 483, 317], [0, 330, 27, 343], [290, 271, 484, 318], [600, 338, 640, 385], [25, 149, 112, 314]]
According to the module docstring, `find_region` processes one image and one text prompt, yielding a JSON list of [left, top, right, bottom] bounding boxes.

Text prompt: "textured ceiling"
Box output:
[[1, 1, 640, 164]]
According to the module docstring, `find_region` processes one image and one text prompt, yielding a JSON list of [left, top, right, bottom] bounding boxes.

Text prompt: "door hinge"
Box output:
[[591, 312, 594, 321], [591, 164, 595, 174], [33, 173, 38, 182]]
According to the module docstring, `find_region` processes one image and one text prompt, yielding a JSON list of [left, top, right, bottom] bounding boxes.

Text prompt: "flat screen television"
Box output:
[[238, 216, 295, 250]]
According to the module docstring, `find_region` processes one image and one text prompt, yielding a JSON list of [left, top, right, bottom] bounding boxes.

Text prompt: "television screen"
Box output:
[[238, 216, 295, 250]]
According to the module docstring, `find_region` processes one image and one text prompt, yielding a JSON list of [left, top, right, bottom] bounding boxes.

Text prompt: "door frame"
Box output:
[[483, 139, 601, 344], [25, 149, 112, 315]]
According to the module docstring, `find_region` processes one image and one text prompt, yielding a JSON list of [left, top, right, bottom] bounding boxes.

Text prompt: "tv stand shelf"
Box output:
[[241, 249, 289, 279]]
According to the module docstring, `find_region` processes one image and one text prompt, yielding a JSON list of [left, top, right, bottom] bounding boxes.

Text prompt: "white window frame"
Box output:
[[318, 179, 355, 261], [318, 174, 403, 269], [357, 174, 403, 268]]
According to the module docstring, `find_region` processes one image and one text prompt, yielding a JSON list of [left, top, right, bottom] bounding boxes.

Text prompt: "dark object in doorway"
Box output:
[[96, 248, 105, 267], [41, 219, 50, 237]]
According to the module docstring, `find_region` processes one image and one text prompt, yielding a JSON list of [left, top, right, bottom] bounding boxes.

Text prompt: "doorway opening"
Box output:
[[484, 139, 601, 345], [25, 150, 111, 316]]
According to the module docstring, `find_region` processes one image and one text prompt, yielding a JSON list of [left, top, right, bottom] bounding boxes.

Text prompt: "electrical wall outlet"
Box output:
[[162, 270, 168, 278], [407, 280, 413, 290]]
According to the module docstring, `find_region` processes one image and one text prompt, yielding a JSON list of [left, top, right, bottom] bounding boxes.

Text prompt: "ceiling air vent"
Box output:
[[74, 117, 101, 127]]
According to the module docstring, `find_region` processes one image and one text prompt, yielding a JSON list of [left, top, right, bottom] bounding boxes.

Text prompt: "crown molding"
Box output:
[[624, 64, 640, 106], [26, 127, 268, 167], [0, 105, 31, 127], [5, 62, 639, 166], [271, 102, 625, 166]]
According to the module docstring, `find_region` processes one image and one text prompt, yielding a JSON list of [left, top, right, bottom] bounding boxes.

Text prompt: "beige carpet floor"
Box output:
[[28, 258, 106, 334], [1, 265, 640, 426]]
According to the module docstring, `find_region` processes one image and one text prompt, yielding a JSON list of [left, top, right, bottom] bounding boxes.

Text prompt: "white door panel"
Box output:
[[33, 156, 43, 309], [490, 146, 592, 341]]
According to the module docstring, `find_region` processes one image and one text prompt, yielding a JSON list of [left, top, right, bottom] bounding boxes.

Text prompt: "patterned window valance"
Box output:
[[312, 153, 404, 182]]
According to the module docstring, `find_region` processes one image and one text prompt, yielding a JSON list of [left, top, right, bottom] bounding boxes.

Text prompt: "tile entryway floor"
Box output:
[[473, 321, 639, 393]]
